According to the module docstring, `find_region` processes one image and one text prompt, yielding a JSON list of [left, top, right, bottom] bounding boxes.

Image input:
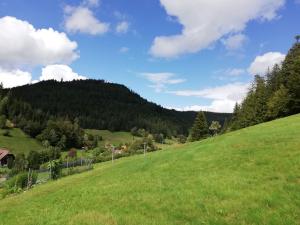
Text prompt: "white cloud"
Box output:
[[0, 64, 87, 88], [227, 68, 246, 76], [0, 16, 78, 69], [119, 47, 129, 53], [64, 6, 109, 35], [141, 72, 186, 92], [116, 21, 130, 34], [150, 0, 285, 58], [40, 65, 87, 81], [0, 67, 32, 88], [170, 100, 238, 113], [83, 0, 100, 7], [222, 33, 247, 50], [248, 52, 286, 75], [168, 82, 250, 113]]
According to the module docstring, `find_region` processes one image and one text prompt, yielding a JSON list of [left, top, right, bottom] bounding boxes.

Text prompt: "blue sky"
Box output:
[[0, 0, 299, 112]]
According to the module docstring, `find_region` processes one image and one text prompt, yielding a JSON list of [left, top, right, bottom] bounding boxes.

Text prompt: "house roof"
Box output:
[[0, 149, 11, 160]]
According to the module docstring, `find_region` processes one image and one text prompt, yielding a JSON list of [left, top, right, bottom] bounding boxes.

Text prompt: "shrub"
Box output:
[[27, 151, 41, 170], [48, 160, 62, 180], [2, 129, 11, 137], [5, 172, 37, 190], [177, 135, 187, 144], [0, 115, 7, 129], [129, 137, 157, 153]]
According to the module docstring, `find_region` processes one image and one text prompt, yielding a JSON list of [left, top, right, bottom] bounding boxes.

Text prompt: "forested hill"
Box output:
[[6, 80, 230, 136]]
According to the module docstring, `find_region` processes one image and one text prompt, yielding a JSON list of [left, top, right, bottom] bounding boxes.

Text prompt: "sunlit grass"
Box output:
[[0, 114, 299, 225], [0, 128, 45, 155]]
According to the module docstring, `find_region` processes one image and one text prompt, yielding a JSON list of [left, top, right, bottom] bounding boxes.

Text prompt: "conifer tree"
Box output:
[[189, 111, 209, 142], [267, 85, 290, 119], [220, 118, 229, 134], [209, 121, 221, 136]]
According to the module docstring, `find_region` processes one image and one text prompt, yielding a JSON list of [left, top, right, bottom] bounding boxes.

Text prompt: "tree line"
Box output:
[[229, 39, 300, 130], [3, 79, 230, 138], [188, 39, 300, 142]]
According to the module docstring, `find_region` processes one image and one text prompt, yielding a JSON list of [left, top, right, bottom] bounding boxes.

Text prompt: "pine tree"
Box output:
[[267, 85, 290, 119], [189, 111, 209, 142], [209, 121, 221, 136], [220, 118, 229, 134], [274, 42, 300, 114]]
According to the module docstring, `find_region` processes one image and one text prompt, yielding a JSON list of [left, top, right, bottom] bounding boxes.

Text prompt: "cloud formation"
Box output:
[[0, 64, 87, 88], [0, 67, 32, 88], [169, 82, 250, 113], [150, 0, 285, 58], [248, 52, 286, 75], [222, 33, 247, 50], [141, 72, 185, 92], [40, 65, 87, 81], [119, 47, 129, 53], [0, 16, 78, 69], [64, 3, 109, 35], [116, 21, 129, 34], [83, 0, 100, 7]]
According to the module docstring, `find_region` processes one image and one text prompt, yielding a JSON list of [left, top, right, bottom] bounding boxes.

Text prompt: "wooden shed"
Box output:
[[0, 149, 15, 166]]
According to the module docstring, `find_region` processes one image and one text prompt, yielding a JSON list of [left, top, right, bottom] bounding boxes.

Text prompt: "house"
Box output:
[[0, 149, 15, 166]]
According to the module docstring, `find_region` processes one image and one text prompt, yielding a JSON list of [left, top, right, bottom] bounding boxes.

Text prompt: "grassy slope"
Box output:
[[0, 128, 44, 155], [0, 115, 300, 225], [87, 129, 136, 147], [86, 129, 177, 149]]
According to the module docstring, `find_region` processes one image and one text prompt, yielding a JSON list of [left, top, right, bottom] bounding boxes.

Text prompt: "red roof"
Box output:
[[0, 149, 10, 160]]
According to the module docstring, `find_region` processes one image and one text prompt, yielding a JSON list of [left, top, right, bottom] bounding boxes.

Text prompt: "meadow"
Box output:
[[0, 128, 45, 155], [0, 114, 299, 225]]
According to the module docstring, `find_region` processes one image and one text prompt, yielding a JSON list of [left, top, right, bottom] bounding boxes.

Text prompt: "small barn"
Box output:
[[0, 149, 15, 166]]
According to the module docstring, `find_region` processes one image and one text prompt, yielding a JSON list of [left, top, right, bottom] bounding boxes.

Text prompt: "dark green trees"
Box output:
[[267, 85, 290, 119], [189, 111, 209, 141], [37, 119, 85, 149], [27, 151, 41, 170], [230, 39, 300, 130]]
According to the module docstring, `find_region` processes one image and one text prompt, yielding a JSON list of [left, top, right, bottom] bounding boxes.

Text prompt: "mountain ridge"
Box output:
[[5, 79, 231, 136]]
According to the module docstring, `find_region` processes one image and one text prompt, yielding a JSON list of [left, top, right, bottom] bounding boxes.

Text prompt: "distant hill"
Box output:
[[1, 114, 299, 225], [6, 80, 231, 136]]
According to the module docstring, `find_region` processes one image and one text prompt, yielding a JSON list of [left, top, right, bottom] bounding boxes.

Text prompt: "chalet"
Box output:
[[0, 149, 15, 166]]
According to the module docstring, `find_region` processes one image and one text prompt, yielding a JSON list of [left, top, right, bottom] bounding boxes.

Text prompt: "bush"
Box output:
[[177, 135, 187, 144], [27, 151, 42, 170], [0, 115, 7, 129], [153, 133, 165, 144], [129, 137, 157, 153], [5, 172, 37, 190], [48, 160, 62, 180], [2, 129, 11, 137]]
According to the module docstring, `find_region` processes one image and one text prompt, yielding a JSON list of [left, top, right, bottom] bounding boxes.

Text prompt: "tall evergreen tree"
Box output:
[[189, 111, 209, 142], [229, 39, 300, 131], [282, 43, 300, 114], [267, 84, 290, 119]]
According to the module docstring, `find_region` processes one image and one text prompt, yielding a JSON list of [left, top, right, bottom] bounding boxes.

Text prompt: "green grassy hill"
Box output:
[[0, 128, 44, 155], [87, 129, 177, 149], [0, 115, 299, 225], [87, 129, 136, 146]]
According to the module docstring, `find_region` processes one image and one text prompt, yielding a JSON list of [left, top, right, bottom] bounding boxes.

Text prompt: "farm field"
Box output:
[[0, 114, 299, 225]]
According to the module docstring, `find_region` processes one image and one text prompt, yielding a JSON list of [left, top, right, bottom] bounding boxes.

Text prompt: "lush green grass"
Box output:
[[0, 128, 44, 155], [87, 129, 179, 149], [0, 115, 300, 225], [86, 129, 136, 147]]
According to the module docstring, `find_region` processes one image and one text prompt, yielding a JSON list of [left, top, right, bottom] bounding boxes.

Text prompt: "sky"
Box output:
[[0, 0, 299, 113]]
